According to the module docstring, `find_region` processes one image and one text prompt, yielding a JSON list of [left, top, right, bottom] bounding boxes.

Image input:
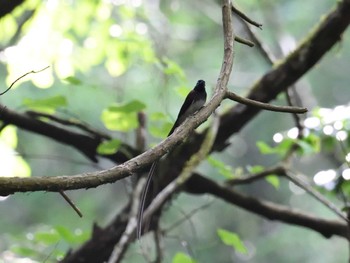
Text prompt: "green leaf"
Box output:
[[22, 95, 67, 113], [101, 101, 145, 131], [0, 125, 18, 148], [296, 134, 320, 155], [107, 100, 146, 113], [172, 252, 196, 263], [102, 111, 137, 131], [341, 206, 350, 213], [207, 157, 235, 179], [246, 165, 264, 174], [256, 139, 294, 156], [275, 138, 294, 155], [11, 246, 38, 257], [55, 226, 90, 244], [34, 231, 60, 245], [265, 175, 280, 189], [256, 141, 275, 154], [97, 139, 121, 154], [150, 112, 168, 121], [64, 76, 82, 85], [217, 228, 248, 254]]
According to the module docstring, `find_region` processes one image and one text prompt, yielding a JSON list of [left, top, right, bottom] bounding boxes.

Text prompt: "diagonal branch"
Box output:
[[0, 0, 235, 196], [225, 90, 307, 113], [186, 173, 348, 240], [214, 0, 350, 151]]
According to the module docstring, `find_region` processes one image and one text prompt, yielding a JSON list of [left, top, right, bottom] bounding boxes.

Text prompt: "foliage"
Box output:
[[0, 0, 349, 262]]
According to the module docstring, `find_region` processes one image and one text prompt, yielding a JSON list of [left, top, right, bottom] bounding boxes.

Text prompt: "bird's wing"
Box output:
[[176, 90, 196, 121]]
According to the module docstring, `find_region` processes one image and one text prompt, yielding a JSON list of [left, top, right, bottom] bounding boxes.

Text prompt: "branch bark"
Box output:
[[0, 0, 25, 19], [214, 0, 350, 151], [186, 173, 348, 240], [1, 0, 350, 261]]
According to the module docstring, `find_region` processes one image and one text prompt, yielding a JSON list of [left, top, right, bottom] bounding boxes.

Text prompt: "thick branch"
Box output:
[[186, 174, 348, 239], [0, 105, 138, 163], [61, 0, 235, 261], [214, 0, 350, 151], [0, 0, 234, 196]]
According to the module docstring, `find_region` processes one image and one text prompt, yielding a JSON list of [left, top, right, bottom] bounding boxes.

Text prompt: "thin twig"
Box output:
[[240, 19, 275, 64], [284, 169, 347, 221], [225, 91, 307, 113], [285, 87, 304, 136], [231, 4, 262, 29], [59, 190, 83, 218], [187, 173, 348, 239], [137, 0, 233, 239], [0, 66, 50, 96], [154, 229, 164, 263], [107, 179, 145, 263], [164, 200, 215, 234], [226, 165, 285, 186], [234, 36, 254, 47], [136, 111, 146, 152], [132, 6, 236, 230], [26, 111, 110, 140]]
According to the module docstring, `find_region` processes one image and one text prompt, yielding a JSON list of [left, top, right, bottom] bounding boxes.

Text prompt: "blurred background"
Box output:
[[0, 0, 349, 262]]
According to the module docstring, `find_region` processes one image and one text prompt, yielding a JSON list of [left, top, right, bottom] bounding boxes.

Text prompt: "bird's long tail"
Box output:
[[137, 160, 159, 239]]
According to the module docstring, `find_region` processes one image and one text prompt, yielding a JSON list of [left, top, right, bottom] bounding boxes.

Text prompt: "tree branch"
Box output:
[[0, 0, 234, 196], [231, 3, 262, 29], [186, 173, 348, 240], [0, 105, 138, 163], [107, 179, 144, 263], [214, 0, 350, 151], [0, 66, 49, 96], [225, 90, 307, 113]]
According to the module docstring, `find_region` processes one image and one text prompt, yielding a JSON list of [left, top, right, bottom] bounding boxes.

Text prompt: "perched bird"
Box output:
[[137, 80, 207, 239]]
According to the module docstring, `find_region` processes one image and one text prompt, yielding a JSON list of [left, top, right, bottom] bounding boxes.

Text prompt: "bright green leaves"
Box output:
[[22, 95, 67, 114], [297, 133, 320, 154], [172, 252, 197, 263], [256, 134, 320, 157], [54, 225, 90, 244], [11, 225, 90, 261], [64, 76, 82, 85], [97, 139, 121, 155], [207, 157, 235, 179], [217, 228, 248, 254], [265, 175, 280, 189], [34, 230, 61, 245], [106, 100, 146, 113], [246, 165, 280, 189], [101, 100, 146, 132]]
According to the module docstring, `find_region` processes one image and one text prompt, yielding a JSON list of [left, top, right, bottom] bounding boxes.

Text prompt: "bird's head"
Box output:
[[194, 80, 205, 91]]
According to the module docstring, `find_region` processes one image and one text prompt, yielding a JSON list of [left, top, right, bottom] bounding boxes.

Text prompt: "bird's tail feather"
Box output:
[[137, 160, 159, 239]]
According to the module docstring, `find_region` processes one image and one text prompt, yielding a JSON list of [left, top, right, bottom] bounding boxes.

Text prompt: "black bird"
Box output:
[[137, 80, 207, 239]]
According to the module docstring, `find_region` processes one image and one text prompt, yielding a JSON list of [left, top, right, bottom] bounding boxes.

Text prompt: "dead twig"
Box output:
[[0, 66, 50, 96]]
